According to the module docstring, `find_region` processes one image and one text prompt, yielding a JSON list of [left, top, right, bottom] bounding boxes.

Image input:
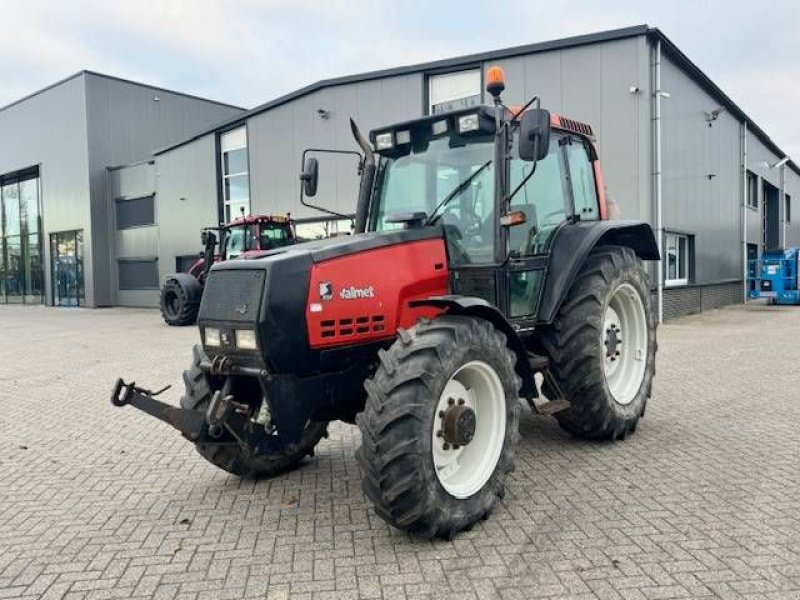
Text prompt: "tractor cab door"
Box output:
[[501, 132, 601, 327]]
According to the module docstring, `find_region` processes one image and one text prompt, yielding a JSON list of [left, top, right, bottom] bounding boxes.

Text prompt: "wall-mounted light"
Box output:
[[772, 156, 789, 169], [705, 106, 726, 127], [153, 95, 160, 102], [317, 108, 331, 120], [629, 85, 641, 94], [654, 90, 671, 99]]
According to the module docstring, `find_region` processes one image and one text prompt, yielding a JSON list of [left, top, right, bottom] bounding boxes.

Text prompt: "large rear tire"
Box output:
[[356, 316, 520, 538], [160, 278, 200, 326], [180, 349, 327, 478], [540, 245, 656, 440]]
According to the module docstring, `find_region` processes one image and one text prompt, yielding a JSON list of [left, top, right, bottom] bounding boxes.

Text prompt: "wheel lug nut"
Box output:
[[443, 443, 450, 450], [438, 410, 445, 418], [436, 430, 443, 438], [616, 351, 620, 356], [457, 398, 465, 406], [453, 445, 460, 450], [447, 397, 455, 405]]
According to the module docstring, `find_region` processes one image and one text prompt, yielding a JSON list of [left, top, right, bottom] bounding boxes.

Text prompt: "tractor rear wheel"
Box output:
[[540, 245, 656, 440], [160, 278, 199, 326], [180, 349, 328, 478], [356, 315, 520, 538]]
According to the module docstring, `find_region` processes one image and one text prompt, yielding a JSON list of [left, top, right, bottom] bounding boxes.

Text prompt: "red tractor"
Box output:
[[160, 214, 296, 326], [114, 67, 658, 538]]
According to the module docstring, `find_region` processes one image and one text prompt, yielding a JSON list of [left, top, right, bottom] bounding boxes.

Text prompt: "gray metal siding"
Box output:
[[484, 36, 651, 224], [659, 53, 743, 284], [84, 73, 244, 306], [154, 135, 219, 283], [247, 73, 423, 219], [0, 74, 92, 306]]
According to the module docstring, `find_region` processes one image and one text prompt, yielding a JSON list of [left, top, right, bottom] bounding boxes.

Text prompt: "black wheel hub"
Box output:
[[441, 403, 476, 447], [604, 323, 622, 360]]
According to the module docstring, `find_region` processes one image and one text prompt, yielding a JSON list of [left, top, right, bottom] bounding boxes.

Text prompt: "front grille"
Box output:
[[199, 269, 265, 322], [320, 315, 385, 339]]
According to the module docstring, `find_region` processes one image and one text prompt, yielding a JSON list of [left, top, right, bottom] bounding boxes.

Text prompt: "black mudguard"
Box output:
[[538, 220, 659, 324], [409, 295, 536, 400]]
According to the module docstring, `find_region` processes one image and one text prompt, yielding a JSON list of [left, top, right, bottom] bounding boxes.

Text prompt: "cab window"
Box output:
[[565, 138, 599, 220], [508, 134, 569, 258]]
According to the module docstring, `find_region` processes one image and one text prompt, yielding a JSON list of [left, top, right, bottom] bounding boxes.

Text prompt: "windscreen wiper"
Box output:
[[425, 160, 492, 226]]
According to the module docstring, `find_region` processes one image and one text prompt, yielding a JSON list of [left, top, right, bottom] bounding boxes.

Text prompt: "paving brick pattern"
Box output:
[[0, 304, 798, 600]]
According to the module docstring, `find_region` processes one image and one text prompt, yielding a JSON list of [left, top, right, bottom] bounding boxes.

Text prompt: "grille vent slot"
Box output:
[[319, 314, 386, 339]]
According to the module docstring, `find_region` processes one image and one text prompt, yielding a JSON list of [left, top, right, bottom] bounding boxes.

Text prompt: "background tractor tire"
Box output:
[[160, 278, 200, 326], [356, 315, 521, 539], [540, 245, 656, 440], [180, 348, 327, 478]]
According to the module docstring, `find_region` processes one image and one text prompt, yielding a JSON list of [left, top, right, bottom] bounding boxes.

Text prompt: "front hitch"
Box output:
[[110, 378, 208, 441]]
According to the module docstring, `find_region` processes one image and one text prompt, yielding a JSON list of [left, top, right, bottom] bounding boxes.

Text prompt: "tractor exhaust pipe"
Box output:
[[350, 118, 374, 234]]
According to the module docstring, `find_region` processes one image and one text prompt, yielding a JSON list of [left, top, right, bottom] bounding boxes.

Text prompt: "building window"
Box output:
[[786, 193, 791, 223], [746, 171, 758, 209], [1, 168, 43, 304], [176, 254, 201, 273], [427, 69, 481, 115], [118, 259, 159, 290], [116, 195, 155, 229], [664, 233, 690, 286], [220, 126, 249, 222]]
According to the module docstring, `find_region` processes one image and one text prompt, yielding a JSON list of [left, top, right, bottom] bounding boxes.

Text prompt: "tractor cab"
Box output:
[[219, 214, 295, 260], [302, 67, 611, 326]]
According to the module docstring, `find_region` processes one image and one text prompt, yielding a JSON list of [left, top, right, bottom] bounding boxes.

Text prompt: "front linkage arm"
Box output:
[[110, 378, 244, 443]]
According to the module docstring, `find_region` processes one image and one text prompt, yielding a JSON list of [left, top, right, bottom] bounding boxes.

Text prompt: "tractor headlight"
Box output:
[[204, 327, 221, 346], [375, 132, 394, 150], [458, 113, 480, 133], [235, 329, 258, 350]]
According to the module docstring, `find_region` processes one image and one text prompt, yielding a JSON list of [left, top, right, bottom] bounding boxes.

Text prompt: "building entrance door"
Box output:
[[50, 230, 84, 307]]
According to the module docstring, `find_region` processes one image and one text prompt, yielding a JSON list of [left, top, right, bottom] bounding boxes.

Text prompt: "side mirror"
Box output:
[[201, 230, 216, 248], [300, 157, 319, 197], [200, 231, 208, 246], [518, 108, 551, 162]]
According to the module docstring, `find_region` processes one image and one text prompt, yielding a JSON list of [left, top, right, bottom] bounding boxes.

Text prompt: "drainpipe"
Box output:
[[742, 121, 748, 303], [653, 39, 664, 324], [780, 163, 786, 248]]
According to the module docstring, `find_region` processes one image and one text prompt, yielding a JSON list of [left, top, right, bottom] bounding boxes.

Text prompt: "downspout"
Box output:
[[780, 163, 786, 248], [741, 121, 748, 303], [654, 39, 664, 324]]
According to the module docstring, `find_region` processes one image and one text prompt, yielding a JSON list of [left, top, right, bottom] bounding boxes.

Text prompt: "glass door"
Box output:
[[50, 230, 84, 307]]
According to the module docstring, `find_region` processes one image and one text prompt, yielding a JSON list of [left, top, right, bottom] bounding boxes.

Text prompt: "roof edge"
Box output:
[[155, 24, 650, 155], [0, 70, 246, 117], [648, 27, 799, 177]]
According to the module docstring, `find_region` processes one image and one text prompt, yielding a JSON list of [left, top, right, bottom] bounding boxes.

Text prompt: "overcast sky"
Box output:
[[3, 0, 798, 157]]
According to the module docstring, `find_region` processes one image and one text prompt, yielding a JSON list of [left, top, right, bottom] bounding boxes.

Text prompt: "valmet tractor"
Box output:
[[160, 213, 296, 326], [113, 67, 658, 538]]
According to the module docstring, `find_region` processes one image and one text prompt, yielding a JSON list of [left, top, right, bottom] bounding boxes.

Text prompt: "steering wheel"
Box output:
[[442, 205, 482, 239]]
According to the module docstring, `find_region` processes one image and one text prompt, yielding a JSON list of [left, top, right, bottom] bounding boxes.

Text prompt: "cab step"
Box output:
[[526, 353, 571, 416]]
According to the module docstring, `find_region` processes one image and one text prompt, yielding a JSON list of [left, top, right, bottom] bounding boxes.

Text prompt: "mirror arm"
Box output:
[[503, 160, 539, 208], [299, 147, 362, 222]]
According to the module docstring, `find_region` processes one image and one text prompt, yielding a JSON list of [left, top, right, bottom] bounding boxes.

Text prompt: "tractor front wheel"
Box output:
[[160, 278, 199, 326], [356, 315, 520, 538], [180, 349, 328, 478], [540, 245, 657, 440]]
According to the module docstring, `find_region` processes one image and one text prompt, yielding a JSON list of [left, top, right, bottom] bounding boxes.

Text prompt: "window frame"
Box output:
[[117, 258, 159, 291], [785, 193, 791, 223], [564, 136, 600, 222], [664, 232, 690, 287], [115, 194, 156, 230], [219, 126, 250, 222], [426, 68, 483, 115], [746, 170, 759, 209]]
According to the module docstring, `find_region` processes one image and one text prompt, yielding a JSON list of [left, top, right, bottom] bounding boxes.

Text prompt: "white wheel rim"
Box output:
[[603, 283, 648, 405], [431, 360, 506, 499]]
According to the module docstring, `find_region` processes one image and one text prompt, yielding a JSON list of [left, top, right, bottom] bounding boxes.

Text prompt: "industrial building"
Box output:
[[2, 25, 798, 319]]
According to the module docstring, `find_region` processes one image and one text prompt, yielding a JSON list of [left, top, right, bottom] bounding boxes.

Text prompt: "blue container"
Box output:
[[748, 248, 800, 305]]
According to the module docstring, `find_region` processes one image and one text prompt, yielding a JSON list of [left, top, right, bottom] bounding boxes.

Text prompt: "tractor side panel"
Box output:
[[307, 239, 449, 348]]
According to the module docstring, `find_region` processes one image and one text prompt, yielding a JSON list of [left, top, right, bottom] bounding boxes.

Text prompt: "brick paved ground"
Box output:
[[0, 303, 798, 600]]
